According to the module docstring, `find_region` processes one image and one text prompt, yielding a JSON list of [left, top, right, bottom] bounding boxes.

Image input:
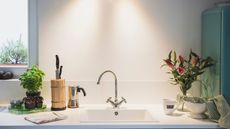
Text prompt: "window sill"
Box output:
[[0, 65, 28, 69], [0, 79, 19, 82]]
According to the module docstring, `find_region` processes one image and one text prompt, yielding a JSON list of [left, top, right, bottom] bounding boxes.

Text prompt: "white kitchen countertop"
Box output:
[[0, 104, 219, 129]]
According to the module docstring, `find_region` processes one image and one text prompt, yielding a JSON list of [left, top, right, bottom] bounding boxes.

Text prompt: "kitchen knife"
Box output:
[[55, 55, 60, 79], [55, 55, 60, 70]]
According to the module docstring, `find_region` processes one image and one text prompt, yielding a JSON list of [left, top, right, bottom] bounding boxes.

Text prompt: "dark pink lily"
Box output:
[[164, 59, 174, 69], [177, 67, 185, 75]]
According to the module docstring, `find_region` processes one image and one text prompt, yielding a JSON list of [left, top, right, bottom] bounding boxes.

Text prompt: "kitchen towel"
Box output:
[[206, 100, 220, 121], [213, 95, 230, 129], [25, 112, 67, 124]]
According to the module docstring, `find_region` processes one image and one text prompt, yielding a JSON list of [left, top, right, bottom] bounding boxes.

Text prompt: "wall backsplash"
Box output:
[[0, 0, 218, 104], [0, 80, 200, 104]]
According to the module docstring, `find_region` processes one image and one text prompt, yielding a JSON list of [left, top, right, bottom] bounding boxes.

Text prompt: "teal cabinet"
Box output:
[[202, 5, 230, 103]]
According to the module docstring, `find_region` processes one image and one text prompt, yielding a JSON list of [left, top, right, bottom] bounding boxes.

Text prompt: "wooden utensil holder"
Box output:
[[51, 79, 66, 111]]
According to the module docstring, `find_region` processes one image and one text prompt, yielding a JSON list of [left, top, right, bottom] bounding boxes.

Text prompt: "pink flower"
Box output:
[[192, 56, 199, 66], [164, 59, 174, 69], [177, 67, 185, 75], [179, 55, 184, 64]]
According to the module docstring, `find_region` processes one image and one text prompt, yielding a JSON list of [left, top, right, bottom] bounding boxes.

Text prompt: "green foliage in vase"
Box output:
[[183, 96, 205, 103], [162, 50, 214, 95], [19, 65, 45, 93], [201, 78, 216, 98], [0, 35, 28, 64]]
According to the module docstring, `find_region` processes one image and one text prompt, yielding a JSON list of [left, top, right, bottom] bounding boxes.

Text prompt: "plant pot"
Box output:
[[24, 92, 44, 109], [35, 96, 43, 108], [24, 98, 36, 109], [36, 102, 43, 108], [26, 91, 41, 97]]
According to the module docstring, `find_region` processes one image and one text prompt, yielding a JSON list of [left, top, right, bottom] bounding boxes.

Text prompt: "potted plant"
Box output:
[[162, 50, 213, 110], [19, 65, 45, 109]]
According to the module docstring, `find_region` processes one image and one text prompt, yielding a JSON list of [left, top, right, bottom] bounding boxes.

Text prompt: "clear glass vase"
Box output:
[[176, 94, 190, 112]]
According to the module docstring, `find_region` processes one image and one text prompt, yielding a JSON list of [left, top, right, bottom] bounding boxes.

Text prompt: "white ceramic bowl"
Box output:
[[184, 101, 206, 114]]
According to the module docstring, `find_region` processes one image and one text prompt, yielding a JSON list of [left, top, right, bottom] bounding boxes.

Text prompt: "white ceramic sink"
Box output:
[[80, 109, 158, 123]]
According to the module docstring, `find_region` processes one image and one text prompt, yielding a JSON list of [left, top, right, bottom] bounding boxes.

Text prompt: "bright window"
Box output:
[[0, 0, 38, 78], [0, 0, 28, 67]]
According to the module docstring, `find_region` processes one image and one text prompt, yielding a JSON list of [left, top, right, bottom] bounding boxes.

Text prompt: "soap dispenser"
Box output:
[[68, 85, 86, 108]]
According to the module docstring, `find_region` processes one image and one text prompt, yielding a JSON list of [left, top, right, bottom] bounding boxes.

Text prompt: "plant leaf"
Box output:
[[168, 50, 172, 60], [188, 49, 192, 62], [173, 51, 177, 62], [191, 50, 198, 57], [160, 64, 166, 68], [201, 63, 214, 69]]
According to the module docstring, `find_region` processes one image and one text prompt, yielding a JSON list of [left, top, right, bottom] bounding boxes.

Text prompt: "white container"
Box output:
[[184, 101, 207, 119], [163, 99, 178, 115]]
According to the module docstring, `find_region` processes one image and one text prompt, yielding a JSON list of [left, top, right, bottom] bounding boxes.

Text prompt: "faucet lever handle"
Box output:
[[121, 97, 127, 103], [106, 97, 112, 103]]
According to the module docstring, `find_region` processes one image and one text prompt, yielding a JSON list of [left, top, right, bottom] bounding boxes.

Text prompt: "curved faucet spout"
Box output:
[[97, 70, 127, 108], [97, 70, 118, 100]]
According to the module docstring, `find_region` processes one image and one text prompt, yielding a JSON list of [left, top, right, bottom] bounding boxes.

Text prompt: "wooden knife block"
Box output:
[[51, 79, 66, 110]]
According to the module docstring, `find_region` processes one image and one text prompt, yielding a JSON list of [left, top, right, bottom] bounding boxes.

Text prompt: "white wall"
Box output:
[[0, 0, 218, 105], [39, 0, 217, 81]]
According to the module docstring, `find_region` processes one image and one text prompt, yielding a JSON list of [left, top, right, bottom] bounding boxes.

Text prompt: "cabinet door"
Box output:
[[222, 6, 230, 104], [201, 8, 221, 98]]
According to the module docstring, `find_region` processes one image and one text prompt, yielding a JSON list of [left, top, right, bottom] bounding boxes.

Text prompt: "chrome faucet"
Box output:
[[97, 70, 127, 108]]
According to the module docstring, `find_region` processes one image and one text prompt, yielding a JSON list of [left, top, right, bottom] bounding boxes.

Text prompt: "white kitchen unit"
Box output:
[[0, 105, 219, 129]]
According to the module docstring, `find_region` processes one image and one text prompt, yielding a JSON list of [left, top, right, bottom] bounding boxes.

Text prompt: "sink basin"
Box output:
[[80, 109, 158, 123]]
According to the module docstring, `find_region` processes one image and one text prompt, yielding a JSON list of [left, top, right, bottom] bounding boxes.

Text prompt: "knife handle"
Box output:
[[56, 70, 60, 79], [55, 55, 60, 69]]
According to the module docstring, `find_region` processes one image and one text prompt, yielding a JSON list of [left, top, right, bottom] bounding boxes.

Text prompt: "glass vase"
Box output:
[[177, 83, 191, 112]]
